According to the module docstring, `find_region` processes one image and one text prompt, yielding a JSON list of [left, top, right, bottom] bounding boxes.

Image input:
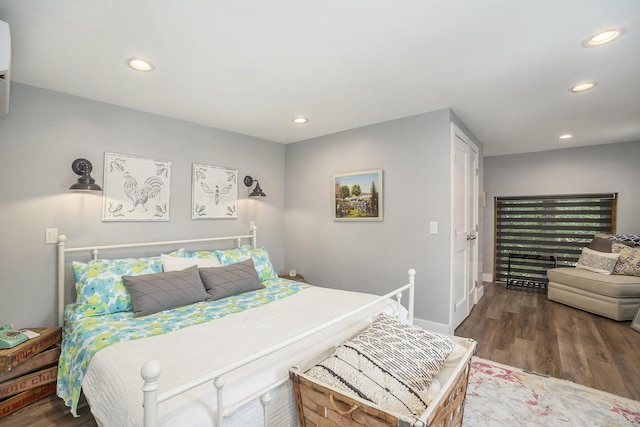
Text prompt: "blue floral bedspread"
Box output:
[[57, 279, 310, 416]]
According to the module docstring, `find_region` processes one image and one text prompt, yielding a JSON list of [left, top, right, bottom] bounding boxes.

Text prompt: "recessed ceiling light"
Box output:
[[127, 58, 154, 72], [583, 28, 625, 47], [292, 117, 308, 124], [570, 82, 597, 93], [559, 134, 573, 140]]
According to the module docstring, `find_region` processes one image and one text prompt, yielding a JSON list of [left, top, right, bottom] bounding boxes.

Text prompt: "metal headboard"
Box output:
[[56, 225, 258, 327]]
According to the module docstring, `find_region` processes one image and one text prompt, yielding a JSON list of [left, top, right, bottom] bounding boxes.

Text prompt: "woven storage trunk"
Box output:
[[290, 335, 475, 427]]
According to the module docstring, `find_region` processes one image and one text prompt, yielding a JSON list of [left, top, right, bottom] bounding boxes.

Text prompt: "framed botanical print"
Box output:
[[333, 169, 383, 221], [192, 164, 238, 219], [102, 152, 171, 221]]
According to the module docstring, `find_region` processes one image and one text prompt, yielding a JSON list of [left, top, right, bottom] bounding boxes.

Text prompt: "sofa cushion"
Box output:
[[547, 267, 640, 298]]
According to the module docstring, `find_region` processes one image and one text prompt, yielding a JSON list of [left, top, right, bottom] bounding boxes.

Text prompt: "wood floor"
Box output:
[[2, 281, 639, 426], [455, 281, 640, 401]]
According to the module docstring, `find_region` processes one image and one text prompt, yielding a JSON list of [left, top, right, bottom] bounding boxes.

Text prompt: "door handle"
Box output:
[[466, 234, 477, 240]]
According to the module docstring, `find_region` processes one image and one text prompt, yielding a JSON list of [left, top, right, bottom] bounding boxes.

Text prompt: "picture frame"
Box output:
[[191, 164, 238, 219], [632, 307, 640, 333], [102, 152, 171, 221], [334, 169, 383, 221]]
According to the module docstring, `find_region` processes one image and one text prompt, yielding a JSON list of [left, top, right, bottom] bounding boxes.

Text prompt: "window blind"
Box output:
[[494, 193, 617, 284]]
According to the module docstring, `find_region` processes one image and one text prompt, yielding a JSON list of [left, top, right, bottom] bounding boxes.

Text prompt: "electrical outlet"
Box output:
[[45, 228, 58, 244]]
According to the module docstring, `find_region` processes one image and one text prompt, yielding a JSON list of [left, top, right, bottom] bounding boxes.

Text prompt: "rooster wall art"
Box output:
[[102, 152, 171, 221], [123, 172, 164, 212]]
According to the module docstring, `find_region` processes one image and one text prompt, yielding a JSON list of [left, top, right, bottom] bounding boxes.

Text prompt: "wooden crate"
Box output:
[[0, 328, 62, 373], [290, 336, 476, 427], [0, 382, 57, 419], [0, 327, 62, 419], [0, 346, 61, 384], [0, 365, 58, 400]]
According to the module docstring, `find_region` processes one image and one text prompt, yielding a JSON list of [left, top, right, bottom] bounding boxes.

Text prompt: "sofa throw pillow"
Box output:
[[610, 234, 640, 246], [199, 258, 264, 301], [588, 235, 636, 252], [576, 247, 620, 275], [612, 243, 640, 276], [122, 265, 208, 317]]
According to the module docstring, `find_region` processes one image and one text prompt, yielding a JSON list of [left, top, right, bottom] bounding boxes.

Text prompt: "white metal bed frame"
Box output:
[[56, 226, 415, 427]]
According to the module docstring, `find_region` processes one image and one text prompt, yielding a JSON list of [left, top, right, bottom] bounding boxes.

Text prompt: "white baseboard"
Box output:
[[414, 282, 486, 335], [477, 283, 485, 300], [413, 317, 451, 335], [482, 272, 493, 283]]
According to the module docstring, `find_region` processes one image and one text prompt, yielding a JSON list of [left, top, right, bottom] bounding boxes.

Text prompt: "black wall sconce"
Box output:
[[243, 175, 266, 197], [69, 158, 102, 191]]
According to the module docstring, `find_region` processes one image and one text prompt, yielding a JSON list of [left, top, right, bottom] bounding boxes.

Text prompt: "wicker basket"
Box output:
[[289, 335, 476, 427]]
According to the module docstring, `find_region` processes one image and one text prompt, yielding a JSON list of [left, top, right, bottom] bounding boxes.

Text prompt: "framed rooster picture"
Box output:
[[191, 164, 238, 219], [102, 152, 171, 221]]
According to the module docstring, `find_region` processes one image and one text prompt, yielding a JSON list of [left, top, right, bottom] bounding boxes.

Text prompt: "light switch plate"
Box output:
[[45, 228, 58, 244], [429, 221, 438, 234]]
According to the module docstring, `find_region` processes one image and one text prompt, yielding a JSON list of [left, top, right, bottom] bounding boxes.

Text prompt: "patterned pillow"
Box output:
[[610, 234, 640, 246], [72, 257, 163, 316], [305, 314, 455, 419], [575, 247, 619, 275], [182, 250, 218, 259], [215, 245, 278, 282], [249, 247, 279, 282], [612, 243, 640, 276]]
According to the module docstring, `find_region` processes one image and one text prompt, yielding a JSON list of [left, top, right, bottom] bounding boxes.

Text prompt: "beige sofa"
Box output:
[[547, 234, 640, 321], [547, 267, 640, 321]]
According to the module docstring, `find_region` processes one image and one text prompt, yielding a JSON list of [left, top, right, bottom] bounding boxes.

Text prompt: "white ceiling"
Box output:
[[1, 0, 639, 156]]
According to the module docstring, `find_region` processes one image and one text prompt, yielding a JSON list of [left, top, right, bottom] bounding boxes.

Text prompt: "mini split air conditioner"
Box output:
[[0, 20, 11, 117]]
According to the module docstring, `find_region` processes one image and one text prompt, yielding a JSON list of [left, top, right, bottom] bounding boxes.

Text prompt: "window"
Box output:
[[494, 193, 617, 284]]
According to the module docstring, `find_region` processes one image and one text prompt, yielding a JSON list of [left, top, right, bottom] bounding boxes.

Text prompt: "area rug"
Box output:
[[463, 358, 640, 426]]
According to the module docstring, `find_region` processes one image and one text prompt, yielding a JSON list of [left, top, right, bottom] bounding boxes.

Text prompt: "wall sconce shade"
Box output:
[[243, 175, 266, 197], [69, 158, 102, 191]]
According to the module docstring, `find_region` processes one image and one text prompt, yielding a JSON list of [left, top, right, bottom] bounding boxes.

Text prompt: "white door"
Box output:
[[451, 123, 479, 330]]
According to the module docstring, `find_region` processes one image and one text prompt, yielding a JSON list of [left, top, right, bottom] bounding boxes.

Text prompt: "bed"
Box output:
[[55, 226, 420, 426]]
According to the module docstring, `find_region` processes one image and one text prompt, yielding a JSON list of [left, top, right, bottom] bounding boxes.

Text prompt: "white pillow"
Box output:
[[161, 253, 221, 272], [575, 247, 620, 275]]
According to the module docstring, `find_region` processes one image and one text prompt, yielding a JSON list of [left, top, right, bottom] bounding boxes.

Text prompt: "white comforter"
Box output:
[[82, 286, 403, 426]]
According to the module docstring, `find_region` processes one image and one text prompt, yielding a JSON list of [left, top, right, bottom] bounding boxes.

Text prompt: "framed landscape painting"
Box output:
[[334, 169, 383, 221]]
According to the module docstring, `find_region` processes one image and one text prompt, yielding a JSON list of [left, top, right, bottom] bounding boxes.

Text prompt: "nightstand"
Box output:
[[0, 327, 62, 419], [279, 274, 306, 282]]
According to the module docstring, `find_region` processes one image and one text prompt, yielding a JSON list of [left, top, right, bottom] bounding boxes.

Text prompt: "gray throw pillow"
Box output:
[[588, 235, 634, 253], [122, 265, 207, 317], [199, 258, 264, 301]]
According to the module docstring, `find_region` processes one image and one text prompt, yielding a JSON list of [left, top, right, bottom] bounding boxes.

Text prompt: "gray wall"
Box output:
[[0, 83, 285, 328], [482, 140, 640, 277], [283, 109, 483, 326], [0, 84, 485, 330]]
